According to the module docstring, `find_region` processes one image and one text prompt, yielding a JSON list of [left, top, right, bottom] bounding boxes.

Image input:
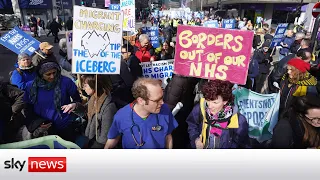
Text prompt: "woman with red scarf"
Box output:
[[133, 34, 157, 62]]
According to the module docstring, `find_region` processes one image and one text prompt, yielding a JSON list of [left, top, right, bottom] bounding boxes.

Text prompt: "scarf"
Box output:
[[87, 92, 108, 120], [282, 73, 317, 96], [205, 103, 233, 136], [29, 73, 61, 118]]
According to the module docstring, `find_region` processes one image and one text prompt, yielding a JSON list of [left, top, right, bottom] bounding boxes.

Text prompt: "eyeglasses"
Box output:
[[304, 115, 320, 122], [148, 96, 163, 104]]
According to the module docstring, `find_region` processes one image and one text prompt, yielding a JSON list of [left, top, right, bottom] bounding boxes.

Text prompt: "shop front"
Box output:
[[19, 0, 53, 26], [241, 3, 265, 24]]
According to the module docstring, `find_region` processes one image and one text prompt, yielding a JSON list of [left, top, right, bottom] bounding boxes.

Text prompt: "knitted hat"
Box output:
[[287, 58, 310, 73], [38, 61, 60, 76]]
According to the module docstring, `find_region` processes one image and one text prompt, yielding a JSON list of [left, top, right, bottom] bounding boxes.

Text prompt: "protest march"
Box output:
[[1, 1, 320, 150]]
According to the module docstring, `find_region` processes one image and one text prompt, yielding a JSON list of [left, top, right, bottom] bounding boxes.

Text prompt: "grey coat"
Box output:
[[75, 95, 117, 145]]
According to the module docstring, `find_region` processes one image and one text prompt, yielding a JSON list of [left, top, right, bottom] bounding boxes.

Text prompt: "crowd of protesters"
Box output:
[[0, 12, 320, 149]]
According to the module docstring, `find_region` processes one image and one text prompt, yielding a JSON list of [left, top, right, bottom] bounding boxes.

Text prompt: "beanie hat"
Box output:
[[287, 58, 310, 73]]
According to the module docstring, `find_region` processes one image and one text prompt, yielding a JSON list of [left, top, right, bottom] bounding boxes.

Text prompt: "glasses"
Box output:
[[148, 96, 163, 104], [304, 115, 320, 122]]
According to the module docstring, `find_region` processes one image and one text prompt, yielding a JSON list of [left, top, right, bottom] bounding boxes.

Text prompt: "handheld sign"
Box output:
[[222, 19, 236, 29], [234, 87, 280, 143], [203, 20, 219, 28], [0, 26, 40, 56], [270, 23, 288, 48], [174, 25, 254, 85], [109, 4, 120, 10], [141, 59, 174, 89], [141, 27, 160, 48], [120, 0, 135, 32], [72, 6, 123, 74]]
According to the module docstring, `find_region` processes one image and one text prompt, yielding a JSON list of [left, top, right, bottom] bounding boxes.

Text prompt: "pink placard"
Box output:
[[174, 25, 254, 85], [105, 0, 110, 7]]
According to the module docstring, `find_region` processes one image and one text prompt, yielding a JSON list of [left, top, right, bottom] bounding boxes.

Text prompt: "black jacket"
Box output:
[[50, 21, 62, 33], [127, 55, 143, 80], [253, 49, 273, 74], [268, 54, 296, 93]]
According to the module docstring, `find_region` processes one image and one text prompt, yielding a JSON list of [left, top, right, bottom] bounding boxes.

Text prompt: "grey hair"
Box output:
[[17, 53, 30, 61], [59, 38, 67, 49], [296, 32, 305, 40], [139, 34, 150, 43]]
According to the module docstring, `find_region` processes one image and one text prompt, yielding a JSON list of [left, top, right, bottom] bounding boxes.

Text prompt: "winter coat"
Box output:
[[186, 102, 249, 149], [32, 51, 58, 67], [50, 20, 62, 33], [253, 49, 273, 74], [74, 95, 117, 147], [133, 41, 156, 62], [279, 36, 295, 56], [10, 67, 36, 90]]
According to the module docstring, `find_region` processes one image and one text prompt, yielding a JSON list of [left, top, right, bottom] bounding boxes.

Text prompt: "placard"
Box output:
[[141, 27, 160, 48], [203, 20, 219, 28], [141, 59, 174, 88], [72, 6, 123, 74], [120, 0, 135, 32], [222, 19, 236, 29], [174, 25, 254, 85], [0, 26, 40, 56], [270, 23, 288, 48]]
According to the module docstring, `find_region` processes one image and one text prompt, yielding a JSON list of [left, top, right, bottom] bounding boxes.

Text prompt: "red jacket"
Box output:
[[133, 41, 156, 62]]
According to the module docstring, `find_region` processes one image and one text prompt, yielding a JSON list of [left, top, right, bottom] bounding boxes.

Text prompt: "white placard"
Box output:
[[120, 0, 135, 32], [72, 6, 123, 74]]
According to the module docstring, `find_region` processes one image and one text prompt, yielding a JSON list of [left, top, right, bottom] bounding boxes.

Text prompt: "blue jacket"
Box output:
[[11, 68, 36, 90], [24, 76, 81, 130], [186, 103, 250, 149], [279, 36, 295, 55]]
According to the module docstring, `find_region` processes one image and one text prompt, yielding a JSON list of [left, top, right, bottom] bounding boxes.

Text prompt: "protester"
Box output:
[[272, 95, 320, 148], [23, 60, 81, 142], [245, 48, 259, 90], [32, 42, 57, 66], [105, 78, 178, 149], [65, 17, 73, 31], [162, 23, 174, 42], [186, 80, 249, 149], [122, 43, 142, 80], [254, 40, 273, 93], [279, 58, 320, 113], [0, 81, 25, 144], [37, 18, 45, 37], [290, 32, 305, 54], [62, 75, 117, 149], [29, 14, 38, 38], [164, 74, 199, 148], [10, 53, 36, 90], [133, 34, 156, 62], [157, 40, 174, 60], [279, 30, 295, 61], [58, 38, 72, 72]]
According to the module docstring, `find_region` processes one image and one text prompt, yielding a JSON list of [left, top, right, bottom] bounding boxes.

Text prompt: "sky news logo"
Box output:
[[4, 157, 67, 172]]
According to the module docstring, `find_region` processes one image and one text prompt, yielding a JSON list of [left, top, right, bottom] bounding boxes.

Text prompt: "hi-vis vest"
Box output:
[[173, 19, 179, 27], [188, 21, 195, 26], [199, 98, 239, 146]]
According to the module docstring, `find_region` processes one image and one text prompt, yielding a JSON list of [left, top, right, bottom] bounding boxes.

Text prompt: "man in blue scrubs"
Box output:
[[105, 78, 178, 149]]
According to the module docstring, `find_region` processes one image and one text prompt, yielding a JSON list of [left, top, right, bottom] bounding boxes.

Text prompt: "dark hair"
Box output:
[[202, 80, 234, 104], [122, 43, 133, 53], [284, 95, 320, 147], [296, 49, 310, 60], [81, 75, 112, 97]]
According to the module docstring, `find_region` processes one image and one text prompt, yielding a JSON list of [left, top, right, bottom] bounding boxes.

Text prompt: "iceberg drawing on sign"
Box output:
[[81, 30, 110, 58]]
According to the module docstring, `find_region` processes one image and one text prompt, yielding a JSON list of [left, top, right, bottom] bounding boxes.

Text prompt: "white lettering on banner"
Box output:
[[141, 59, 174, 89], [29, 0, 44, 5], [15, 38, 30, 49], [8, 34, 23, 45]]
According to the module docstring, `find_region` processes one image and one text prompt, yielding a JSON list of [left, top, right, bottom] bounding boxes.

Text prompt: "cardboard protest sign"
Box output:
[[109, 4, 120, 10], [0, 26, 40, 56], [174, 25, 254, 85], [203, 20, 219, 28], [222, 19, 236, 29], [270, 23, 288, 48], [72, 6, 123, 74], [233, 87, 280, 143], [141, 59, 174, 88], [66, 31, 72, 60], [120, 0, 135, 32], [141, 27, 160, 48]]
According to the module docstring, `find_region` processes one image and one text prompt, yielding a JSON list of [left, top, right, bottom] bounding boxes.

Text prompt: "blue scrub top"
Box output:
[[108, 103, 178, 149]]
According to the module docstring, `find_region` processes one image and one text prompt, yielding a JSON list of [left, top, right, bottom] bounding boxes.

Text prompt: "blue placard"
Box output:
[[270, 23, 288, 48], [19, 0, 53, 9], [222, 19, 236, 29], [141, 27, 160, 48], [0, 26, 40, 56], [109, 4, 120, 10], [203, 20, 219, 28]]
